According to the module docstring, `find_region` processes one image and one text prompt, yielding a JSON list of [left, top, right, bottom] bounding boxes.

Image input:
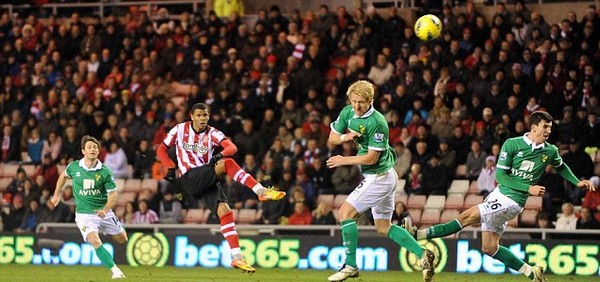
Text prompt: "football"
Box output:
[[414, 14, 442, 41]]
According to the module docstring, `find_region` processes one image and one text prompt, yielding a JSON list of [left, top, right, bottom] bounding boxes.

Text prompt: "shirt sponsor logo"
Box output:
[[183, 142, 208, 154], [374, 133, 384, 142]]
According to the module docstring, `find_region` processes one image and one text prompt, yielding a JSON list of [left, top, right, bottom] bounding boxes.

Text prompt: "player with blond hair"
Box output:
[[326, 80, 435, 282]]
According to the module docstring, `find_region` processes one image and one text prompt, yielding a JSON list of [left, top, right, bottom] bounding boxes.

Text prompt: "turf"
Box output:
[[1, 264, 599, 282]]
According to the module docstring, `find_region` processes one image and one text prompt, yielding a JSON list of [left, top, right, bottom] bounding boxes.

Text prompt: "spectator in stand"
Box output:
[[33, 154, 59, 188], [288, 201, 312, 225], [14, 199, 43, 233], [311, 202, 336, 225], [555, 202, 578, 231], [436, 139, 456, 172], [477, 156, 497, 197], [421, 154, 450, 196], [562, 138, 594, 205], [576, 207, 600, 229], [583, 176, 600, 221], [391, 201, 410, 225], [158, 188, 182, 223], [27, 128, 44, 165], [405, 163, 423, 195], [133, 140, 155, 179], [448, 125, 471, 165], [1, 195, 26, 232], [132, 200, 159, 224], [368, 53, 394, 87], [41, 132, 62, 163], [535, 212, 555, 229], [393, 142, 412, 179], [61, 126, 81, 163], [104, 142, 129, 179], [307, 156, 332, 194], [1, 125, 21, 163], [466, 140, 487, 181]]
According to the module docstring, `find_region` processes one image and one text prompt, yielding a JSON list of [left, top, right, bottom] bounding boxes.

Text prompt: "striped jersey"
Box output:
[[496, 134, 563, 206], [163, 121, 226, 175]]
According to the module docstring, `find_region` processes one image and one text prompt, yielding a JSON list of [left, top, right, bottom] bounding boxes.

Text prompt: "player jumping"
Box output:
[[402, 111, 595, 281], [50, 135, 127, 279], [157, 103, 285, 273], [326, 80, 435, 282]]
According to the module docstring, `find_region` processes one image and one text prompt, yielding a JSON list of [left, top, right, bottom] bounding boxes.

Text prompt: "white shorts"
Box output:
[[346, 167, 397, 220], [75, 210, 125, 242], [478, 188, 523, 235]]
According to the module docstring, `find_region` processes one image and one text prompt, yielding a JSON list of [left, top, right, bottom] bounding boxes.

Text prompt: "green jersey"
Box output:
[[65, 159, 117, 214], [496, 134, 563, 206], [330, 105, 396, 174]]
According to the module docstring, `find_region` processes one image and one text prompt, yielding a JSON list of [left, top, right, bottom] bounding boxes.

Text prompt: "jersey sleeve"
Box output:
[[163, 124, 179, 147], [104, 168, 117, 193], [549, 144, 564, 167], [64, 162, 74, 178], [496, 140, 514, 171], [210, 127, 227, 146], [367, 121, 388, 152], [330, 106, 352, 134]]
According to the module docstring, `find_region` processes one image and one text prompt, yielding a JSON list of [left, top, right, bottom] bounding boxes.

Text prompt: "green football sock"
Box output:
[[492, 246, 532, 279], [95, 245, 115, 269], [426, 219, 463, 239], [340, 219, 358, 268], [387, 225, 424, 258]]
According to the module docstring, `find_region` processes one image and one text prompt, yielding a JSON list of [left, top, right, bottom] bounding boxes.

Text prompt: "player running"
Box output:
[[156, 102, 285, 273], [402, 111, 595, 281], [326, 80, 435, 282], [50, 135, 127, 279]]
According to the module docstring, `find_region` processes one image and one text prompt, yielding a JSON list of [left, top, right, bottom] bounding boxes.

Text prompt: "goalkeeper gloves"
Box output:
[[164, 167, 177, 182], [209, 153, 223, 165]]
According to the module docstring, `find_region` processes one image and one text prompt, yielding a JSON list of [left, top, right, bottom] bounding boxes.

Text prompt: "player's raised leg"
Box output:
[[403, 205, 481, 240], [216, 201, 255, 273], [215, 158, 285, 201]]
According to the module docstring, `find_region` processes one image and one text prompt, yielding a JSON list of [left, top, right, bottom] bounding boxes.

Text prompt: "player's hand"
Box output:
[[49, 195, 60, 208], [164, 167, 177, 182], [209, 153, 223, 165], [528, 185, 545, 196], [96, 209, 107, 218], [577, 179, 595, 191], [326, 155, 345, 168], [345, 131, 361, 140]]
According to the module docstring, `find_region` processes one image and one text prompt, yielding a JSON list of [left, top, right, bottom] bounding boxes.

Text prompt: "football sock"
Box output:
[[220, 211, 242, 260], [493, 246, 531, 279], [425, 219, 463, 239], [110, 265, 122, 274], [340, 219, 358, 268], [224, 158, 264, 195], [518, 264, 535, 280], [387, 225, 424, 258], [94, 245, 115, 269]]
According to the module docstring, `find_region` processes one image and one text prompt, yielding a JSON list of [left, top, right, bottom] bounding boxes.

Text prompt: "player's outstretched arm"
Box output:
[[555, 163, 585, 187], [577, 179, 595, 192], [49, 171, 68, 207]]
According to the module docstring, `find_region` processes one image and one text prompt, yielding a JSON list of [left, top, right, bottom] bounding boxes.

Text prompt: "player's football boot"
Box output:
[[327, 264, 359, 282], [532, 266, 547, 282], [420, 249, 435, 282], [111, 272, 126, 279], [231, 258, 256, 273], [258, 187, 286, 202], [400, 217, 417, 238]]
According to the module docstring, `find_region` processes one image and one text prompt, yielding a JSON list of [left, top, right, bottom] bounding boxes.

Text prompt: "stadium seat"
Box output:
[[141, 178, 159, 194], [123, 179, 142, 193], [420, 209, 441, 225], [0, 177, 12, 192], [395, 192, 408, 206], [463, 194, 483, 210], [444, 194, 464, 210], [184, 209, 204, 224], [114, 179, 126, 192], [407, 195, 427, 210], [21, 165, 36, 176], [467, 181, 480, 195], [448, 180, 469, 196], [317, 194, 334, 206], [455, 165, 466, 178], [237, 209, 257, 224], [408, 209, 422, 226], [396, 179, 406, 192], [20, 152, 31, 163], [520, 209, 538, 227], [524, 197, 542, 211], [117, 192, 136, 207], [2, 164, 19, 178], [333, 195, 347, 209], [424, 195, 446, 211], [440, 209, 460, 223]]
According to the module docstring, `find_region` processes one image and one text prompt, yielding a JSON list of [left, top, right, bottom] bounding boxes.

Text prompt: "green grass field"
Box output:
[[1, 265, 599, 282]]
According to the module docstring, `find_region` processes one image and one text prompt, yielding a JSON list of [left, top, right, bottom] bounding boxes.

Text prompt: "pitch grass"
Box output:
[[1, 264, 599, 282]]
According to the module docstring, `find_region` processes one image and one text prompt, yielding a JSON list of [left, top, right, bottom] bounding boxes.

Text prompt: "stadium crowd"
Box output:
[[1, 1, 600, 232]]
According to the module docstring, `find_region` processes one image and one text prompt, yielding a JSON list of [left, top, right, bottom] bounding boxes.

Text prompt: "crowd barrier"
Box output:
[[1, 223, 599, 276]]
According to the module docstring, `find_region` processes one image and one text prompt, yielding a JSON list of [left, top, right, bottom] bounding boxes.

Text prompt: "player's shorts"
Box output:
[[180, 164, 227, 214], [478, 188, 523, 235], [346, 167, 398, 220], [75, 210, 125, 242]]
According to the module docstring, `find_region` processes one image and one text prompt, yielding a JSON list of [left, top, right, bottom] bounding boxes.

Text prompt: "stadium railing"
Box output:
[[35, 222, 600, 240]]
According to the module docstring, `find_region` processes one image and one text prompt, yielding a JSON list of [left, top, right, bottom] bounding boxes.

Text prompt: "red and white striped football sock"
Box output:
[[224, 158, 265, 195], [220, 211, 242, 260]]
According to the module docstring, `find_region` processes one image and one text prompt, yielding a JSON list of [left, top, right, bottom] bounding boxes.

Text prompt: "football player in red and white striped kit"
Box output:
[[157, 103, 285, 272]]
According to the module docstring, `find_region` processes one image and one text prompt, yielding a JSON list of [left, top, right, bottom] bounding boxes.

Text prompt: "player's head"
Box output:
[[81, 135, 100, 160], [528, 111, 553, 144], [347, 80, 374, 116], [190, 103, 210, 131]]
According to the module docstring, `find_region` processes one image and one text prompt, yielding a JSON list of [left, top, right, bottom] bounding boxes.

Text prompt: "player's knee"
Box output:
[[482, 246, 498, 256], [115, 234, 128, 244], [375, 224, 390, 235]]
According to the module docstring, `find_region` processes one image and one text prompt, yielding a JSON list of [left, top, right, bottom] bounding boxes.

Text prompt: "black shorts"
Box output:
[[180, 164, 227, 214]]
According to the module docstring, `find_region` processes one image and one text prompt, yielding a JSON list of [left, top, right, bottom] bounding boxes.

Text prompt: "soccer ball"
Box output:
[[414, 14, 442, 41]]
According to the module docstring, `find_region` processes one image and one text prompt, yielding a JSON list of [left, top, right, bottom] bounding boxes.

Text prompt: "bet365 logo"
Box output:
[[126, 233, 170, 266]]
